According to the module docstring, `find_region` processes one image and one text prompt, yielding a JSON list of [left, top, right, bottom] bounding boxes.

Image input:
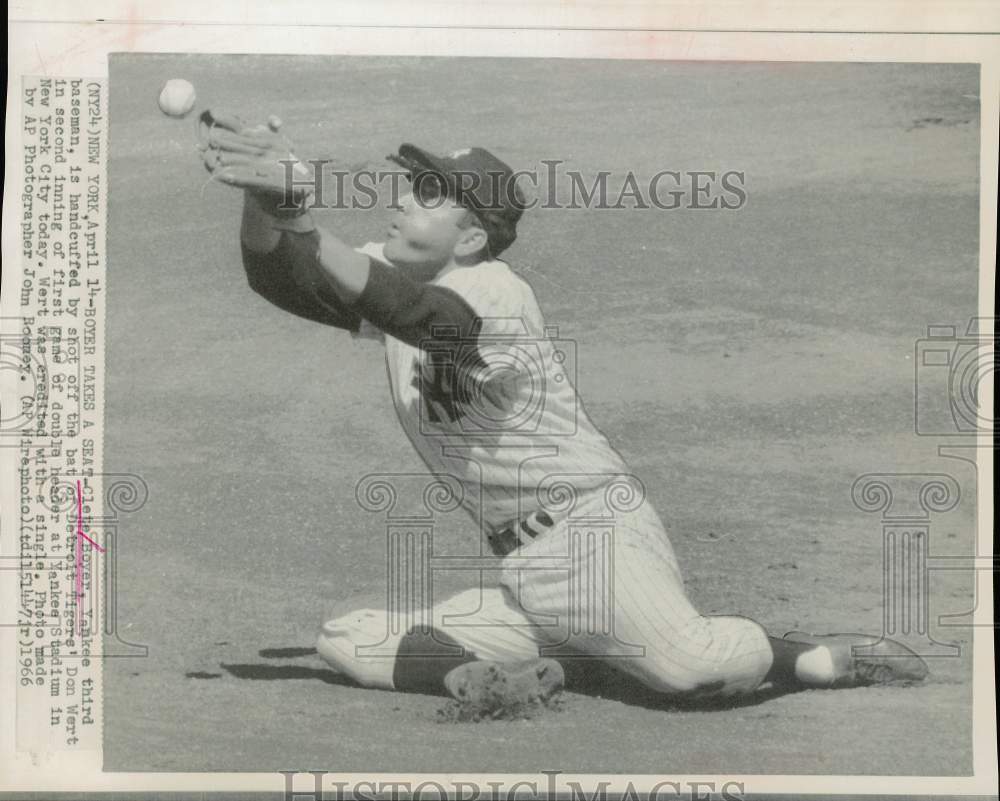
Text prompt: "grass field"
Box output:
[[104, 55, 979, 775]]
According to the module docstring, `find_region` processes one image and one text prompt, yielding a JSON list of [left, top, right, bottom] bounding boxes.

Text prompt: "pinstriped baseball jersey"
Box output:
[[246, 223, 777, 700], [356, 242, 628, 531]]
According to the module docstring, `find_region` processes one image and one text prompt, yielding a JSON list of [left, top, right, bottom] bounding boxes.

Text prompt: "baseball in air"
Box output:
[[157, 79, 197, 118]]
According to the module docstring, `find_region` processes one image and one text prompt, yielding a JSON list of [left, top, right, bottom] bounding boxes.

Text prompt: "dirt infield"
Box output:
[[103, 56, 979, 774]]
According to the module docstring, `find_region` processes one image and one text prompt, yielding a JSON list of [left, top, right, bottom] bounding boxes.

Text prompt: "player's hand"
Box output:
[[198, 109, 314, 218]]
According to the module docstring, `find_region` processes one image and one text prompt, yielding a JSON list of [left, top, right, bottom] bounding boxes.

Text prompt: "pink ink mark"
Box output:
[[75, 479, 105, 637]]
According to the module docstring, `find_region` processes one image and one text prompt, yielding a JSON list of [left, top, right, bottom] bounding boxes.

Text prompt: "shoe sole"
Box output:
[[443, 658, 564, 718]]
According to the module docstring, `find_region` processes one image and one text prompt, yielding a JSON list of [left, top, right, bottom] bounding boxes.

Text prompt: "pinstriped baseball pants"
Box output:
[[492, 489, 774, 696], [317, 488, 774, 698]]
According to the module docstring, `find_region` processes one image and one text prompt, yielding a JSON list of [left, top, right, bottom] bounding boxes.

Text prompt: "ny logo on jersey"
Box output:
[[413, 351, 463, 425], [411, 350, 518, 429]]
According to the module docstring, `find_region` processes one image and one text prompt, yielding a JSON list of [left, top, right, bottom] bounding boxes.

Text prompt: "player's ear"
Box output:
[[454, 222, 488, 260]]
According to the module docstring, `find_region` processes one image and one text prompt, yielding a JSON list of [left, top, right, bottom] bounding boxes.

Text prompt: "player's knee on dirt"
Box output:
[[632, 615, 774, 698], [316, 608, 399, 690], [316, 611, 478, 694], [315, 588, 541, 692]]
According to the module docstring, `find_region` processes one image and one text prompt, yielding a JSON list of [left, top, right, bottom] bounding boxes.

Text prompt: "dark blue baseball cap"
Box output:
[[388, 143, 526, 256]]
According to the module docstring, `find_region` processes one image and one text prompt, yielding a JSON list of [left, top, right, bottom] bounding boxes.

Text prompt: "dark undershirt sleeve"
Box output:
[[353, 259, 496, 418], [353, 258, 481, 347], [240, 232, 363, 332], [244, 234, 511, 425]]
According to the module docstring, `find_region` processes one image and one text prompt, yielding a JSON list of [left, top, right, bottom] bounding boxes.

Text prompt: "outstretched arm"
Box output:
[[241, 192, 370, 302], [240, 189, 283, 254], [239, 193, 364, 331], [242, 196, 480, 345], [203, 109, 481, 342], [197, 110, 367, 327]]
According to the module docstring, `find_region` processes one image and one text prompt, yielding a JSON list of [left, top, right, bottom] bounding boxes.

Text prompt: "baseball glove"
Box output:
[[198, 110, 313, 218]]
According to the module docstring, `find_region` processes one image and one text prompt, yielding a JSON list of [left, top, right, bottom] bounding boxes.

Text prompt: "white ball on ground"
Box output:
[[158, 79, 196, 118]]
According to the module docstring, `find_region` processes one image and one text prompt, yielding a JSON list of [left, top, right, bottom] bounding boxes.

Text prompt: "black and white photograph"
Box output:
[[2, 3, 997, 798], [103, 54, 982, 775]]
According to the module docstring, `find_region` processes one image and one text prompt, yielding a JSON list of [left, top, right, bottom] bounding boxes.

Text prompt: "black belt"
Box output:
[[487, 510, 555, 557]]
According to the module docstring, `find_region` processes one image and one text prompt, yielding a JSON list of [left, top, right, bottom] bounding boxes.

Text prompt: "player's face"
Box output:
[[383, 177, 478, 277]]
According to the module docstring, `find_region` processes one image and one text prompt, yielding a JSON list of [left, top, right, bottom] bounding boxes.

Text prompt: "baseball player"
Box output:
[[199, 112, 929, 714]]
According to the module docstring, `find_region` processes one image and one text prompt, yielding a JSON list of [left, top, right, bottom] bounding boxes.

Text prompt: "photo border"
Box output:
[[2, 1, 997, 796]]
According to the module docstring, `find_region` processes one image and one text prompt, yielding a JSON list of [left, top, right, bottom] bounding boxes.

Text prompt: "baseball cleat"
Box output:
[[784, 631, 930, 687], [443, 658, 564, 719]]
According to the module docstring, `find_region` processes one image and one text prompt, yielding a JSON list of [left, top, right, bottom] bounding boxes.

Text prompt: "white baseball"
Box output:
[[157, 79, 197, 118]]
